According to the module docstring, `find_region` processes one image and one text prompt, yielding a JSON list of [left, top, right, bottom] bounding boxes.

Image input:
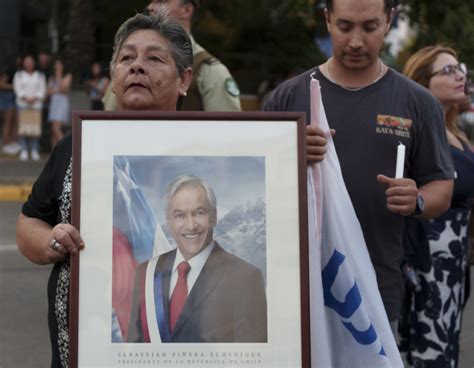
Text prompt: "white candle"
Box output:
[[310, 72, 320, 125], [395, 142, 405, 178]]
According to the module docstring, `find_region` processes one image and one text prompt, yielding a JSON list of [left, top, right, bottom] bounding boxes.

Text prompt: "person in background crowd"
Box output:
[[14, 55, 22, 71], [457, 81, 474, 141], [13, 55, 47, 161], [263, 0, 455, 337], [38, 51, 53, 81], [47, 58, 72, 148], [85, 62, 110, 110], [16, 11, 192, 367], [102, 0, 241, 112], [401, 45, 474, 368], [0, 62, 20, 155], [37, 50, 54, 153]]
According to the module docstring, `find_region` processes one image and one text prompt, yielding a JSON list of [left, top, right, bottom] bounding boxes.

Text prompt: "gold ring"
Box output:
[[49, 239, 62, 253]]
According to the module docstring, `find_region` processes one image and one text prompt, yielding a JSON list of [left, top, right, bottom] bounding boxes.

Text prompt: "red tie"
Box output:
[[169, 261, 191, 331]]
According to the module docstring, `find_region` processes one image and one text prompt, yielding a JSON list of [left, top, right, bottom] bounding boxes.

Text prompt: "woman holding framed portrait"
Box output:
[[15, 10, 193, 368]]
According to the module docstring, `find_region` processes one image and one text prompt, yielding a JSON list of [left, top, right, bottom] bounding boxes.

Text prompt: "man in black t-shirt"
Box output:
[[263, 0, 455, 329]]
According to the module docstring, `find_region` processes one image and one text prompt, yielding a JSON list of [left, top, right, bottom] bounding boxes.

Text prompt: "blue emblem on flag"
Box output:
[[322, 249, 386, 356]]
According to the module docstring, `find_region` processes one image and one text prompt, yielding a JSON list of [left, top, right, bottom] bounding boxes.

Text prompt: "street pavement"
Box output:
[[1, 159, 474, 367], [0, 200, 51, 368], [460, 283, 474, 368], [0, 158, 43, 202], [2, 201, 473, 368]]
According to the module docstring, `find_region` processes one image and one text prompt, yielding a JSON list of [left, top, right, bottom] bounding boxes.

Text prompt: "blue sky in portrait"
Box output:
[[123, 155, 265, 222]]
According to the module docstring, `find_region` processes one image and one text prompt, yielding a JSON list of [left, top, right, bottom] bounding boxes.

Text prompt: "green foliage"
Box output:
[[404, 0, 474, 68], [21, 0, 326, 92], [94, 0, 150, 65], [193, 0, 325, 90]]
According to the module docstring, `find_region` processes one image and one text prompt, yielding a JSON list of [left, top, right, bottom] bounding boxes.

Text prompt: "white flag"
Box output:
[[308, 75, 403, 367]]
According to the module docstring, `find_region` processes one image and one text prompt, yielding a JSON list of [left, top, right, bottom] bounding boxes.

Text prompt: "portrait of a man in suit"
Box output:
[[127, 174, 268, 343]]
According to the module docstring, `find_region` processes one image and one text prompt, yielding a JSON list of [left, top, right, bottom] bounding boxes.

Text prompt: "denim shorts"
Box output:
[[0, 91, 15, 110]]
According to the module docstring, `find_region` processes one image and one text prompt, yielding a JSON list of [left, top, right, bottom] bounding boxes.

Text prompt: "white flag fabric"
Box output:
[[308, 76, 403, 367], [114, 156, 172, 262]]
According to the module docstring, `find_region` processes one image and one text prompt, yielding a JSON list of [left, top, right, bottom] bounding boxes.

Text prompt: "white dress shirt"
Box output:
[[168, 241, 215, 299]]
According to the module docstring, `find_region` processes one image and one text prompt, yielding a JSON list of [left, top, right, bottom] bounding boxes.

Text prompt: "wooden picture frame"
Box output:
[[69, 111, 310, 367]]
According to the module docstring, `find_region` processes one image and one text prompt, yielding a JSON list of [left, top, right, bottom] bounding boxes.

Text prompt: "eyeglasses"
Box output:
[[430, 63, 466, 77]]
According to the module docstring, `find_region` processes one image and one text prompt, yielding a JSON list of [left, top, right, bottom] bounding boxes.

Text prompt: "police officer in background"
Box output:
[[103, 0, 241, 111]]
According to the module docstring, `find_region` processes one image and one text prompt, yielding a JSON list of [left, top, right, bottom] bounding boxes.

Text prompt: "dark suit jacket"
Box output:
[[127, 243, 267, 343]]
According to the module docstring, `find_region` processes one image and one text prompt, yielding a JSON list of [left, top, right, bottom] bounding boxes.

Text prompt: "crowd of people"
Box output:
[[5, 0, 474, 367], [0, 55, 111, 160]]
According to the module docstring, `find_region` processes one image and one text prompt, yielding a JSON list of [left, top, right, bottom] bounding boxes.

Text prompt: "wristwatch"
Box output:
[[411, 194, 425, 216]]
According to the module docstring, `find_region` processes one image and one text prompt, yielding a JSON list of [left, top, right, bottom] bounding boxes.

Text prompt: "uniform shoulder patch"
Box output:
[[225, 78, 240, 97]]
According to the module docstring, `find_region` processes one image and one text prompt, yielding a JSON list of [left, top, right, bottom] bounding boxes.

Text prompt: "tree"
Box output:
[[63, 0, 96, 79], [21, 0, 326, 92], [403, 0, 474, 68], [193, 0, 325, 91]]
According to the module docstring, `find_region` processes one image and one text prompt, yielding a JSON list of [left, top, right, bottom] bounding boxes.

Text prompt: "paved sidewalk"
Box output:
[[0, 89, 89, 201], [0, 156, 45, 201]]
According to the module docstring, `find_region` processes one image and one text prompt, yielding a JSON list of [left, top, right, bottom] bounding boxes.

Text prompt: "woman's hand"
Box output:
[[16, 214, 85, 265], [46, 224, 85, 263]]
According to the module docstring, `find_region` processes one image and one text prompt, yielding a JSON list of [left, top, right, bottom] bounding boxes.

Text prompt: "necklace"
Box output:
[[326, 58, 386, 91]]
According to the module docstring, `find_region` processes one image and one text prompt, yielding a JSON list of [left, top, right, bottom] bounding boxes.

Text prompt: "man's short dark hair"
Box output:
[[326, 0, 394, 14]]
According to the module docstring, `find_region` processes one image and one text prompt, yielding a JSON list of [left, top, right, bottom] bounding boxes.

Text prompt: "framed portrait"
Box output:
[[70, 111, 310, 368]]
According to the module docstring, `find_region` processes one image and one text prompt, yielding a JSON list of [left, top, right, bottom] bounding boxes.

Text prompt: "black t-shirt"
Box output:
[[263, 67, 455, 321]]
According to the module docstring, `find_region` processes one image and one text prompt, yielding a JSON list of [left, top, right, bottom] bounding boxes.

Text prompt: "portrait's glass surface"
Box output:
[[71, 112, 308, 368], [111, 156, 267, 344]]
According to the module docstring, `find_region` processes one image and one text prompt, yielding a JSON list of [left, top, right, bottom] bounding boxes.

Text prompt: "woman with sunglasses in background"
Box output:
[[402, 46, 474, 367]]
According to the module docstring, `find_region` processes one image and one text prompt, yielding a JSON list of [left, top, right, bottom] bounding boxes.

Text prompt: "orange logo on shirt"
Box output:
[[376, 115, 412, 138]]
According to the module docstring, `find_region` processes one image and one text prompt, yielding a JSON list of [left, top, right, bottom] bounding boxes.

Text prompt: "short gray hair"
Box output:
[[165, 175, 217, 213], [110, 9, 193, 76]]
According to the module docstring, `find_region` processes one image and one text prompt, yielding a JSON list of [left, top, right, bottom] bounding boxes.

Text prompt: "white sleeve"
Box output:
[[13, 72, 26, 99]]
